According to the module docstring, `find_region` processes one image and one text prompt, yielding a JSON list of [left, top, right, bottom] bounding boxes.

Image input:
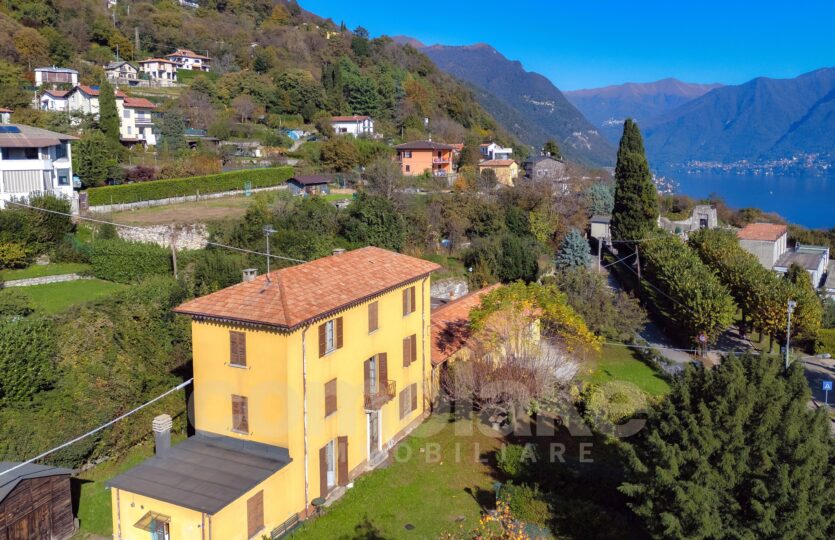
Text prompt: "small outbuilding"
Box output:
[[0, 462, 75, 540], [287, 175, 331, 196]]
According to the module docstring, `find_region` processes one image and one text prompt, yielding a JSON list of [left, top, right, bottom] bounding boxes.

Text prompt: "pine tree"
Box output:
[[98, 80, 120, 143], [621, 354, 835, 539], [555, 228, 591, 270], [611, 119, 658, 242], [543, 139, 562, 159]]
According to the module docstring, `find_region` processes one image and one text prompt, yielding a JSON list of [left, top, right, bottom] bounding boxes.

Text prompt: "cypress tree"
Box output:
[[621, 354, 835, 539], [610, 119, 658, 243], [98, 80, 120, 143]]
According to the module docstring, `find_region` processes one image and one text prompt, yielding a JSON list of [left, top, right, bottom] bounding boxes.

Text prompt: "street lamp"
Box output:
[[785, 300, 797, 371], [263, 225, 276, 276]]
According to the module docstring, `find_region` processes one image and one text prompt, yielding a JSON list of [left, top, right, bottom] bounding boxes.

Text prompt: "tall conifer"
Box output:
[[98, 80, 120, 144], [611, 119, 658, 243]]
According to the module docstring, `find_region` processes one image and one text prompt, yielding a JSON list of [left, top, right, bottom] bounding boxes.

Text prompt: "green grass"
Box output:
[[20, 279, 126, 314], [0, 263, 90, 281], [585, 344, 670, 396], [292, 415, 504, 539], [321, 192, 354, 202], [74, 433, 186, 538]]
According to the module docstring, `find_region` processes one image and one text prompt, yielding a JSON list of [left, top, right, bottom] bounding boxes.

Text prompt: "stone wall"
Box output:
[[1, 273, 88, 288], [116, 223, 209, 250], [86, 184, 288, 213]]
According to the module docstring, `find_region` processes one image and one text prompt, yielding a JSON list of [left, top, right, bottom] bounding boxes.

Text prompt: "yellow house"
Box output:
[[478, 159, 519, 186], [107, 247, 440, 540]]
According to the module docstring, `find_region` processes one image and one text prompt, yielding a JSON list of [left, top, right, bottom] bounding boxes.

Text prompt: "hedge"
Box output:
[[816, 328, 835, 356], [89, 239, 172, 283], [87, 167, 294, 206]]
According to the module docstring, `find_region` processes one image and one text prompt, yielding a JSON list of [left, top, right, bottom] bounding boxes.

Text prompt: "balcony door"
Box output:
[[367, 410, 381, 459]]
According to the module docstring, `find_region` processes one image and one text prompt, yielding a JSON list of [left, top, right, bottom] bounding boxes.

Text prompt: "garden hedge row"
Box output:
[[87, 167, 294, 206]]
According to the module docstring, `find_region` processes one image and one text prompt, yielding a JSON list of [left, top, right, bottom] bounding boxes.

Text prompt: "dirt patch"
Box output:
[[109, 196, 253, 226]]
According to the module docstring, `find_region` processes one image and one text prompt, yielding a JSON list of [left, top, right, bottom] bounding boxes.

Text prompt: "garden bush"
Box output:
[[0, 242, 27, 269], [0, 316, 57, 402], [815, 328, 835, 356], [86, 166, 293, 206], [580, 381, 649, 434], [499, 482, 552, 527], [496, 443, 538, 479], [89, 239, 172, 283]]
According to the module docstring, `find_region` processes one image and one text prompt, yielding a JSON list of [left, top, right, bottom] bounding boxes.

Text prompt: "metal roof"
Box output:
[[774, 247, 827, 272], [0, 462, 73, 503], [590, 214, 612, 224], [288, 175, 330, 186], [107, 432, 291, 515], [34, 66, 78, 74], [0, 124, 78, 147]]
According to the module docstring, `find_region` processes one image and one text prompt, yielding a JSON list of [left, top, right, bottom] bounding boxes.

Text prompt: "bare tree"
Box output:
[[232, 94, 256, 124], [442, 307, 579, 417], [364, 157, 403, 200]]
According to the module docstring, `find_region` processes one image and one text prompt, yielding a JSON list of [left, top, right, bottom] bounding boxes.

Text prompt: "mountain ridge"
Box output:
[[414, 41, 615, 166]]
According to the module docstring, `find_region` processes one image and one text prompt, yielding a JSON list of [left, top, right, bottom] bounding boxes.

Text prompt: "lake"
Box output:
[[660, 170, 835, 229]]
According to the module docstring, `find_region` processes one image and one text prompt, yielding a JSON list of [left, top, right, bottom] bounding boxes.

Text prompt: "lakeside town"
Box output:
[[1, 2, 835, 540]]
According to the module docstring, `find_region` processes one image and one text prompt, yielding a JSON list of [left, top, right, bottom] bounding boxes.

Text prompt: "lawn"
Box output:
[[0, 262, 90, 281], [585, 344, 671, 396], [292, 414, 504, 539], [73, 432, 186, 538], [19, 279, 126, 314]]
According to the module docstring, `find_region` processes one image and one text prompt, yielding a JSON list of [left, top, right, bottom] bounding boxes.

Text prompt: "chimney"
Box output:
[[242, 268, 258, 282], [152, 414, 173, 456], [332, 248, 346, 256]]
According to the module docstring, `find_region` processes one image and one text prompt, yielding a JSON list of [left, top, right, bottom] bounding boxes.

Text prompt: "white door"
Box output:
[[326, 440, 336, 488]]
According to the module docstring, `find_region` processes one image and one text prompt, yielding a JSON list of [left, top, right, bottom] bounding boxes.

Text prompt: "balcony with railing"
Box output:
[[364, 380, 396, 410]]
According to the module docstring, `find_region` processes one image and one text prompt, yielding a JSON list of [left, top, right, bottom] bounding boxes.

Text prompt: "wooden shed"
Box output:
[[0, 462, 75, 540]]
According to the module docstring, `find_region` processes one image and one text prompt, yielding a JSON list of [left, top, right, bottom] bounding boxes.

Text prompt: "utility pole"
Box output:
[[635, 245, 641, 281], [264, 225, 276, 278], [170, 229, 178, 279], [785, 300, 796, 371]]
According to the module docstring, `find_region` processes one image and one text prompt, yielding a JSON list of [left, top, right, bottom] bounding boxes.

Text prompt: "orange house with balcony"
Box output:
[[395, 141, 454, 176]]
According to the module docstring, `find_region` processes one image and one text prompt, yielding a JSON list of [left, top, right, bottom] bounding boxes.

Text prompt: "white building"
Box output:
[[33, 67, 78, 88], [0, 124, 77, 209], [824, 262, 835, 298], [737, 223, 788, 269], [165, 49, 211, 71], [138, 58, 178, 84], [329, 115, 374, 137], [65, 85, 127, 117], [37, 89, 69, 112], [120, 97, 157, 146], [480, 142, 512, 160], [0, 109, 11, 123], [773, 244, 830, 288], [104, 61, 140, 83]]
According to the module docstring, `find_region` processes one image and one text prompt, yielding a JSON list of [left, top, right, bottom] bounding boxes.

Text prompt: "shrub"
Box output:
[[0, 242, 27, 269], [51, 234, 91, 264], [496, 443, 538, 479], [580, 381, 649, 434], [500, 482, 552, 527], [0, 289, 34, 317], [125, 165, 157, 183], [815, 328, 835, 356], [89, 239, 171, 283], [86, 167, 294, 206]]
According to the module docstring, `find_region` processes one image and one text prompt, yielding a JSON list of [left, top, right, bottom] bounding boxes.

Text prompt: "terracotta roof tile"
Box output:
[[123, 97, 156, 109], [330, 115, 370, 122], [737, 223, 787, 242], [174, 247, 440, 330], [430, 284, 501, 365]]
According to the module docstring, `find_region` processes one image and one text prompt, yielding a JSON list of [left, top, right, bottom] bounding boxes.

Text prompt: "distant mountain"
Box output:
[[419, 43, 614, 166], [565, 78, 722, 143], [643, 68, 835, 165], [390, 35, 426, 49]]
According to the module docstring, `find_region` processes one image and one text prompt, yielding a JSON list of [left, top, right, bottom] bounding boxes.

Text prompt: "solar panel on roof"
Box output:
[[0, 126, 21, 133]]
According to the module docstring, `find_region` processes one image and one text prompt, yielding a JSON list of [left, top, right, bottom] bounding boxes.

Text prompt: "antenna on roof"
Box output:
[[263, 225, 277, 282]]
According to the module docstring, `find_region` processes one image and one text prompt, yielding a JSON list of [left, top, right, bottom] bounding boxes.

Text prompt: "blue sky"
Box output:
[[302, 0, 835, 90]]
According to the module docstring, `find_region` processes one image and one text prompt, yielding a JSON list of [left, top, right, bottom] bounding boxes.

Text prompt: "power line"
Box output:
[[0, 379, 193, 480], [3, 200, 306, 264], [603, 341, 698, 354], [613, 253, 698, 316]]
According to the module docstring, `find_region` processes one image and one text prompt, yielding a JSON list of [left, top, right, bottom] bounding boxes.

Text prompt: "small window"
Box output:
[[54, 143, 67, 160], [402, 151, 412, 158], [123, 109, 131, 118], [402, 334, 417, 367], [56, 169, 70, 186], [318, 317, 343, 357], [405, 165, 411, 173], [368, 301, 379, 333], [229, 331, 246, 367], [325, 378, 337, 417], [402, 286, 416, 316], [232, 394, 249, 433], [399, 388, 409, 419]]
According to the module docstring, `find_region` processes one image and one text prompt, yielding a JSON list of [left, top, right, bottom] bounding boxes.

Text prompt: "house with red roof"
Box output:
[[165, 49, 211, 72], [138, 58, 178, 85], [61, 86, 157, 146]]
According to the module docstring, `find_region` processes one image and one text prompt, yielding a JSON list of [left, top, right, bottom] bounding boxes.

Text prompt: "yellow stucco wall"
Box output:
[[111, 279, 432, 539], [479, 162, 518, 186]]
